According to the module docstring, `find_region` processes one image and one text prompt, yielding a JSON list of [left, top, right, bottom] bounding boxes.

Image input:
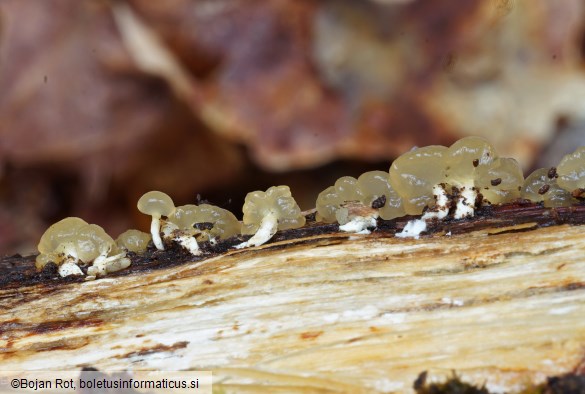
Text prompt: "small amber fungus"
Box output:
[[37, 217, 130, 278], [116, 229, 151, 253], [522, 168, 574, 207], [164, 204, 241, 254], [237, 185, 305, 248], [137, 191, 175, 250], [556, 146, 585, 197]]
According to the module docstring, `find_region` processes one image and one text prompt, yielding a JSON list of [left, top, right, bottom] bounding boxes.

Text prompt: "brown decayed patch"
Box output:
[[33, 337, 91, 353], [299, 331, 323, 341], [0, 318, 103, 337], [116, 341, 189, 359]]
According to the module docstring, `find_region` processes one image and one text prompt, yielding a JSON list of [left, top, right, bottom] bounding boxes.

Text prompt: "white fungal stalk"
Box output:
[[396, 219, 427, 239], [420, 184, 449, 220], [396, 183, 478, 239], [137, 191, 176, 251], [55, 242, 83, 277], [454, 185, 477, 219], [174, 234, 200, 255], [88, 246, 129, 277], [396, 184, 448, 239], [59, 262, 83, 277], [56, 241, 79, 263], [151, 216, 164, 250], [339, 213, 378, 234], [236, 211, 279, 249], [161, 221, 201, 255]]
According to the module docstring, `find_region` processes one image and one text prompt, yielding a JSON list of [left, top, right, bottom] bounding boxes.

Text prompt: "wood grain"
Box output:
[[1, 219, 584, 393]]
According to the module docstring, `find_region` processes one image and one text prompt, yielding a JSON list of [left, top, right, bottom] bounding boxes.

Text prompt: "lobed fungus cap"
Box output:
[[36, 218, 115, 268], [522, 168, 574, 208], [389, 145, 447, 215], [116, 229, 151, 253], [37, 217, 88, 255], [73, 224, 116, 262], [242, 186, 305, 234], [557, 146, 585, 192], [194, 204, 240, 239], [444, 136, 496, 183], [475, 157, 523, 204], [167, 204, 200, 234], [168, 204, 241, 241], [357, 170, 405, 220], [316, 176, 363, 223], [137, 191, 175, 218], [316, 186, 341, 223]]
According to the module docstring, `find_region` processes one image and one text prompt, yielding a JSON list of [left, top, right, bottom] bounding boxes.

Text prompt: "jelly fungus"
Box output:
[[236, 186, 305, 248], [36, 217, 130, 278], [163, 204, 203, 254], [116, 229, 151, 253], [389, 145, 447, 215], [443, 137, 498, 218], [522, 168, 574, 207], [356, 171, 405, 220], [188, 204, 241, 240], [475, 157, 523, 204], [443, 136, 496, 186], [316, 176, 363, 224], [33, 136, 585, 278], [137, 191, 175, 250], [164, 204, 240, 254], [557, 146, 585, 198], [317, 171, 405, 233], [391, 137, 526, 237]]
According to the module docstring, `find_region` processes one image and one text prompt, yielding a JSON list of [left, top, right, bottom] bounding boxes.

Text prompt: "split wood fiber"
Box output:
[[1, 222, 584, 393]]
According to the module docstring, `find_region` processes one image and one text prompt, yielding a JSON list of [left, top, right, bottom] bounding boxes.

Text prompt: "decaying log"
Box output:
[[1, 205, 585, 393]]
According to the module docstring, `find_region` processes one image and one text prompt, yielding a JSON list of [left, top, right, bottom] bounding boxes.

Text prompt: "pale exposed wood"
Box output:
[[1, 223, 585, 393]]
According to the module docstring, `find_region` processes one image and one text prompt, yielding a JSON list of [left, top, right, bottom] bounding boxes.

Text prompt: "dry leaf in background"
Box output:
[[0, 0, 242, 253], [128, 0, 585, 168]]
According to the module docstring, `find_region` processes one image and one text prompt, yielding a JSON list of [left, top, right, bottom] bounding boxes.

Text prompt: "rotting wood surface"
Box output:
[[1, 205, 585, 393]]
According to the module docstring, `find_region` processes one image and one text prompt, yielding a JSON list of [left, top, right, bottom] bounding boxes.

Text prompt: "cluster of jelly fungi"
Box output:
[[36, 217, 130, 280], [36, 137, 585, 278]]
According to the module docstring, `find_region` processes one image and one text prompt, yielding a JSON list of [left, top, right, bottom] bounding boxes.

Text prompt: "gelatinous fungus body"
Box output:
[[317, 171, 406, 233], [137, 191, 176, 250], [33, 136, 585, 277], [36, 217, 130, 278], [165, 203, 241, 254], [237, 186, 305, 248], [316, 176, 363, 224], [557, 146, 585, 198], [475, 157, 523, 205], [116, 229, 151, 253], [390, 145, 447, 215], [522, 168, 574, 207]]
